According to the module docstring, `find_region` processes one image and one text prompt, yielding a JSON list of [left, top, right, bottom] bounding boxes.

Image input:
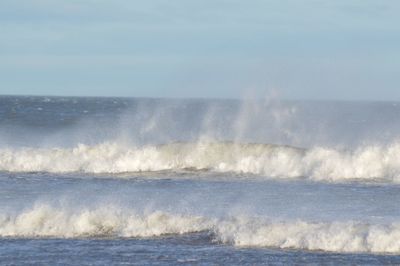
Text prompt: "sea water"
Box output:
[[1, 96, 400, 265]]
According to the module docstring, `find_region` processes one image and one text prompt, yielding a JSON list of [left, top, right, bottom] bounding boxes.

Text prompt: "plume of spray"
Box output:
[[232, 90, 300, 146]]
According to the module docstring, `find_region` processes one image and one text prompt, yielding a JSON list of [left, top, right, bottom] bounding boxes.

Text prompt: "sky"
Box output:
[[0, 0, 399, 100]]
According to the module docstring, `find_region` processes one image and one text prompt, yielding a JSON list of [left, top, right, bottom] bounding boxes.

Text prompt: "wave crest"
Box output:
[[1, 141, 400, 182], [0, 204, 209, 238], [2, 204, 400, 254]]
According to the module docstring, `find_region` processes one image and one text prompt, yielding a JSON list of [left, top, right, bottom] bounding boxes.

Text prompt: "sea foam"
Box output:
[[2, 204, 400, 254], [1, 141, 400, 182]]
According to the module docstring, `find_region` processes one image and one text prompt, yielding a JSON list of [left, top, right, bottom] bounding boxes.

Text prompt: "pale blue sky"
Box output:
[[0, 0, 399, 100]]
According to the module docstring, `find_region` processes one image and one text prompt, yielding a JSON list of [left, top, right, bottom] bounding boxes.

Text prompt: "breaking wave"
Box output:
[[0, 204, 210, 239], [216, 217, 400, 254], [1, 140, 400, 182], [2, 204, 400, 254]]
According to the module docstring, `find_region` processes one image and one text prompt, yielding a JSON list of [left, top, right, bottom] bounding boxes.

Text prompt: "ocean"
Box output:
[[1, 95, 400, 265]]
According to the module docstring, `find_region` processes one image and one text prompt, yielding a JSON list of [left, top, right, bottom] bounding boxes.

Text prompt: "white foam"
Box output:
[[2, 204, 400, 254], [216, 218, 400, 254], [1, 141, 400, 182], [0, 204, 209, 238]]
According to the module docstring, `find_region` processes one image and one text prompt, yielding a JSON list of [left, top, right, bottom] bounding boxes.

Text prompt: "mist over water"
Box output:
[[2, 95, 400, 263], [3, 95, 400, 147], [2, 96, 400, 182]]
